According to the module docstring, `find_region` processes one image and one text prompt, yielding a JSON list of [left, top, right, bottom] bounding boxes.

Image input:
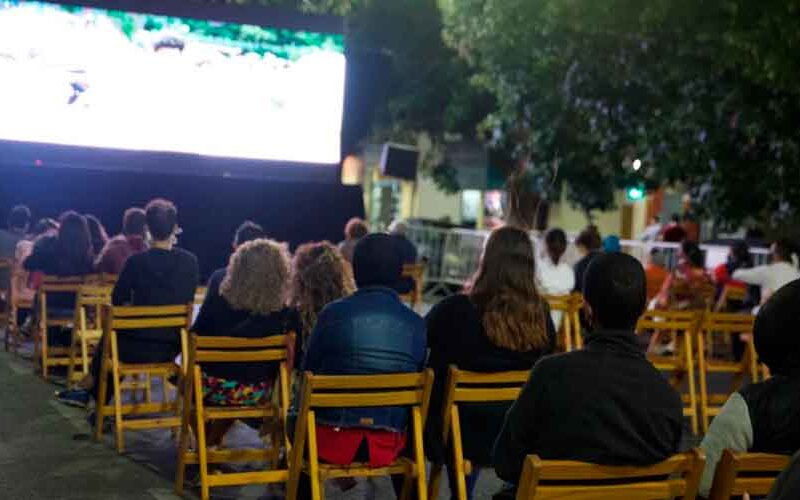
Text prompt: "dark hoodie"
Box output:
[[112, 247, 199, 348]]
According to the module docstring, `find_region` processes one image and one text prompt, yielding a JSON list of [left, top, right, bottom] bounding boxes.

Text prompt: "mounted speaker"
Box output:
[[380, 143, 419, 181]]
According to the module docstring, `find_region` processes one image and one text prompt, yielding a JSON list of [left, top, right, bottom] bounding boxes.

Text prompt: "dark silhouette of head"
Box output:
[[145, 199, 178, 242], [8, 205, 31, 232], [352, 233, 403, 290], [754, 279, 800, 377], [57, 211, 92, 265], [575, 225, 602, 252], [583, 252, 647, 330], [122, 208, 146, 238], [772, 238, 798, 265], [545, 228, 568, 265], [233, 220, 265, 248], [681, 241, 705, 269], [344, 217, 369, 241]]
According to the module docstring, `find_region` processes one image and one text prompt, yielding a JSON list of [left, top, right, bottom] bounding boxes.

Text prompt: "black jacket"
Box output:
[[492, 329, 683, 484], [112, 247, 199, 350], [425, 294, 556, 464], [741, 375, 800, 454], [192, 268, 300, 384]]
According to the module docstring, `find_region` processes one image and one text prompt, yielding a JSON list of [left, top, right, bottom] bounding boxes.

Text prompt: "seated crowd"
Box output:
[[2, 201, 800, 500]]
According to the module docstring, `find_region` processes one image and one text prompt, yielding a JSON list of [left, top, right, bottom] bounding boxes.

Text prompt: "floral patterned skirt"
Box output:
[[201, 375, 273, 407]]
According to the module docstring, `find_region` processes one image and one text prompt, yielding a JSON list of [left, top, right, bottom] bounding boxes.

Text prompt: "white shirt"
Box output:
[[537, 257, 576, 296], [733, 262, 800, 303]]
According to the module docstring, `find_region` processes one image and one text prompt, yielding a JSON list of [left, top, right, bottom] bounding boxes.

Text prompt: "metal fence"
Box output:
[[406, 222, 770, 300]]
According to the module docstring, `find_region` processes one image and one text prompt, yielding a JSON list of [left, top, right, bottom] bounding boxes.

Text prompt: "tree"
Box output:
[[442, 0, 800, 230]]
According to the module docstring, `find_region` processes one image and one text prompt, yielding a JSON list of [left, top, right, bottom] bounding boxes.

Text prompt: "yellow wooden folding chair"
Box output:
[[708, 450, 790, 500], [545, 293, 583, 352], [286, 369, 434, 500], [429, 366, 531, 500], [66, 285, 113, 387], [636, 309, 703, 435], [400, 263, 426, 310], [175, 333, 293, 500], [36, 275, 88, 379], [94, 303, 192, 453], [697, 312, 761, 432], [516, 449, 705, 499]]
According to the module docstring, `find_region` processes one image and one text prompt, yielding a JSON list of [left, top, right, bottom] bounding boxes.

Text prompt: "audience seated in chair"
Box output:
[[571, 225, 602, 293], [656, 241, 716, 312], [24, 211, 96, 346], [293, 233, 426, 499], [767, 450, 800, 500], [192, 238, 299, 444], [337, 217, 368, 264], [426, 226, 556, 499], [0, 205, 31, 290], [287, 241, 355, 354], [698, 278, 800, 497], [94, 207, 148, 275], [56, 198, 198, 409], [85, 214, 109, 258], [492, 252, 683, 495]]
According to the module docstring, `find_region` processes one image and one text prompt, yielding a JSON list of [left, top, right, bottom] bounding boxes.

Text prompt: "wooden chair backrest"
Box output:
[[447, 366, 530, 405], [636, 309, 700, 333], [39, 275, 88, 294], [715, 285, 748, 312], [516, 449, 705, 500], [105, 304, 193, 331], [75, 285, 113, 328], [708, 451, 790, 500], [300, 369, 434, 422], [700, 312, 755, 335], [191, 334, 291, 364]]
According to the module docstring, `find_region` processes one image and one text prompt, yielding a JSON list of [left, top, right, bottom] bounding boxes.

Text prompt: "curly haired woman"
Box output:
[[288, 241, 355, 351], [192, 238, 299, 408]]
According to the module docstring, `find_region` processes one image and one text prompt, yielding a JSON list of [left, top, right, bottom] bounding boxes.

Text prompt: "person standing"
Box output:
[[733, 238, 800, 305]]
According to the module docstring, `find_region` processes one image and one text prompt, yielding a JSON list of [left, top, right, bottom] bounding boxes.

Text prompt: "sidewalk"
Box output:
[[0, 349, 504, 499]]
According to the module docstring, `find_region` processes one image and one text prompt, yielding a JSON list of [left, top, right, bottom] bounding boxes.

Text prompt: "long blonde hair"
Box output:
[[220, 239, 290, 315], [467, 226, 549, 351], [288, 241, 355, 338]]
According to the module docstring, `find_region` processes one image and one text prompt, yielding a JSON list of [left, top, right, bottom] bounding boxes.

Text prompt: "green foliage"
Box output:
[[443, 0, 800, 228]]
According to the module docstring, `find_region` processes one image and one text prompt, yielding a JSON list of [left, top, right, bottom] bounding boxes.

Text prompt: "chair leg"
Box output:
[[428, 463, 443, 500], [307, 413, 323, 500], [110, 335, 125, 453], [41, 327, 49, 380], [697, 331, 710, 433], [450, 406, 468, 500], [685, 333, 699, 435], [81, 337, 90, 381], [174, 368, 195, 495], [412, 407, 429, 500], [67, 333, 78, 388], [95, 353, 109, 441], [193, 375, 210, 500]]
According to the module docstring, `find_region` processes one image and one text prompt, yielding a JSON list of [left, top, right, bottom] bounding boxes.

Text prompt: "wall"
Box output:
[[0, 165, 364, 279], [412, 174, 462, 224]]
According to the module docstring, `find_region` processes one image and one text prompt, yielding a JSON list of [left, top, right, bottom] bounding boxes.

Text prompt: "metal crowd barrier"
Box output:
[[406, 223, 771, 300]]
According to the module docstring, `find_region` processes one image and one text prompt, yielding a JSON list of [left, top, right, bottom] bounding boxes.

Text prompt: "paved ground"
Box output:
[[0, 333, 710, 500], [0, 342, 510, 499]]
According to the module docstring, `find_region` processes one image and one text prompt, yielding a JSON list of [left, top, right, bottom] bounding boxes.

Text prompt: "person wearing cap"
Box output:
[[492, 253, 683, 491], [698, 278, 800, 497], [298, 233, 426, 480]]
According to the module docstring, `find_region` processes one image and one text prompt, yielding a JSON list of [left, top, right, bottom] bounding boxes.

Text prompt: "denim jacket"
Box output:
[[301, 286, 426, 432]]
